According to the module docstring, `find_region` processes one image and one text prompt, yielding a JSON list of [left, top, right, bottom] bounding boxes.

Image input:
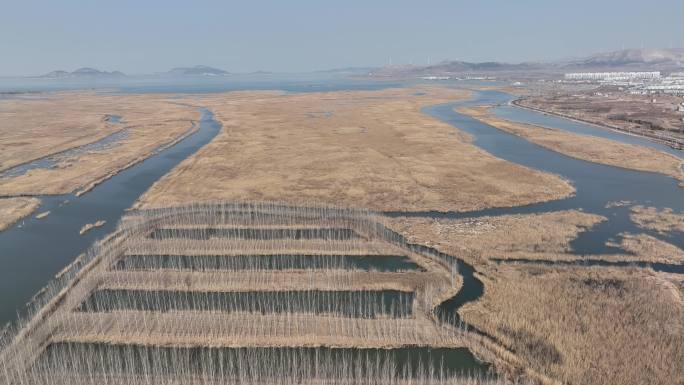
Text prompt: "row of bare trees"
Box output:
[[78, 289, 415, 318], [0, 202, 489, 385], [19, 342, 504, 385], [114, 253, 420, 273]]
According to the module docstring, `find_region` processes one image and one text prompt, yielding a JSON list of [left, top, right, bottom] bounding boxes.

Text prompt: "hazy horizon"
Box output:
[[2, 0, 683, 77]]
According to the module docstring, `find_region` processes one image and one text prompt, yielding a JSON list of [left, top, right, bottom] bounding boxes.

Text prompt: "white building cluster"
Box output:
[[563, 71, 684, 96], [564, 72, 661, 81], [636, 73, 684, 96]]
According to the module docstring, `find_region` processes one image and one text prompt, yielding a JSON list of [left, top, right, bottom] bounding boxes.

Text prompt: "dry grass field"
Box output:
[[4, 85, 679, 383], [386, 210, 605, 263], [518, 90, 684, 140], [459, 265, 684, 385], [387, 208, 684, 266], [458, 106, 684, 183], [387, 208, 684, 384], [137, 87, 574, 211], [615, 233, 684, 263], [0, 92, 200, 195], [630, 205, 684, 234], [0, 197, 40, 231]]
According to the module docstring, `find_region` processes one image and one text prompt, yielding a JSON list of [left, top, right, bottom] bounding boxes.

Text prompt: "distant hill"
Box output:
[[166, 65, 229, 76], [369, 48, 684, 78], [563, 48, 684, 70], [418, 60, 542, 73], [369, 61, 543, 77], [40, 67, 125, 78], [315, 66, 378, 75]]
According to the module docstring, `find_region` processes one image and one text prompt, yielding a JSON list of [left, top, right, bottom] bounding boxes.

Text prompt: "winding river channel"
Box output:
[[390, 90, 684, 255], [410, 90, 684, 371], [0, 109, 221, 324], [412, 90, 684, 328], [0, 87, 683, 375]]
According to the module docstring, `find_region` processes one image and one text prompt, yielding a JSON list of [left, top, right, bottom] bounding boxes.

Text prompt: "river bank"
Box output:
[[512, 98, 684, 150], [459, 105, 684, 184], [386, 89, 684, 385], [0, 92, 201, 196], [0, 109, 221, 325], [0, 197, 41, 231], [1, 85, 683, 384], [135, 87, 574, 212]]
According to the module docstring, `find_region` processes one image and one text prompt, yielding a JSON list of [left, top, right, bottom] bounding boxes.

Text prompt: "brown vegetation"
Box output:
[[137, 87, 574, 211], [51, 312, 466, 349], [615, 233, 684, 263], [98, 269, 448, 294], [458, 106, 684, 183], [35, 211, 50, 219], [387, 207, 684, 384], [0, 92, 200, 195], [79, 220, 106, 235], [0, 203, 501, 385], [385, 210, 605, 263], [517, 90, 684, 144], [387, 208, 684, 266], [459, 264, 684, 385], [630, 205, 684, 234], [0, 197, 40, 231]]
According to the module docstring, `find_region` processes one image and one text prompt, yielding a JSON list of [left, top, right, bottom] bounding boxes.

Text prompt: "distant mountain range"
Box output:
[[315, 66, 377, 75], [370, 48, 684, 78], [563, 48, 684, 69], [165, 65, 229, 76], [40, 67, 125, 78], [31, 49, 684, 80]]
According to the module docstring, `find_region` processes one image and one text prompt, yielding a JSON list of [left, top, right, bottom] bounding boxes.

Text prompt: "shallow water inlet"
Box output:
[[114, 253, 423, 272]]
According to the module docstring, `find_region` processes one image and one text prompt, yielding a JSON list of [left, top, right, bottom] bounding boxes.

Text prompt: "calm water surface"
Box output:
[[0, 77, 412, 325], [0, 109, 220, 325], [492, 102, 684, 162], [389, 90, 684, 256], [0, 85, 682, 376]]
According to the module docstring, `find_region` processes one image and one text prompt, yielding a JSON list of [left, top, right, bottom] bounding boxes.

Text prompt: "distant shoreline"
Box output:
[[511, 97, 684, 150]]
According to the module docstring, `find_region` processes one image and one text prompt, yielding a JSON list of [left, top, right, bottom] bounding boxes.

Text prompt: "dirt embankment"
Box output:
[[516, 92, 684, 148], [458, 106, 684, 184]]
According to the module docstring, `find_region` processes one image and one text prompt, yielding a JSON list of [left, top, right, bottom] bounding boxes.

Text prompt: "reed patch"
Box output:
[[0, 202, 499, 384]]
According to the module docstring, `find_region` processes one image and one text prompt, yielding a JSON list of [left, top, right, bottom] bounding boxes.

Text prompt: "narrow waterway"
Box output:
[[2, 88, 683, 376], [384, 91, 684, 357], [0, 117, 127, 179], [0, 109, 221, 325], [493, 102, 684, 162], [388, 90, 684, 256]]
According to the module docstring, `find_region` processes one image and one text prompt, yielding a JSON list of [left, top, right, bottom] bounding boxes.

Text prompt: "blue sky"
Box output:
[[1, 0, 682, 75]]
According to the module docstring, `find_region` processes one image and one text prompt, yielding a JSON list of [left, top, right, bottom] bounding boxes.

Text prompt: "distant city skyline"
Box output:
[[1, 0, 683, 76]]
